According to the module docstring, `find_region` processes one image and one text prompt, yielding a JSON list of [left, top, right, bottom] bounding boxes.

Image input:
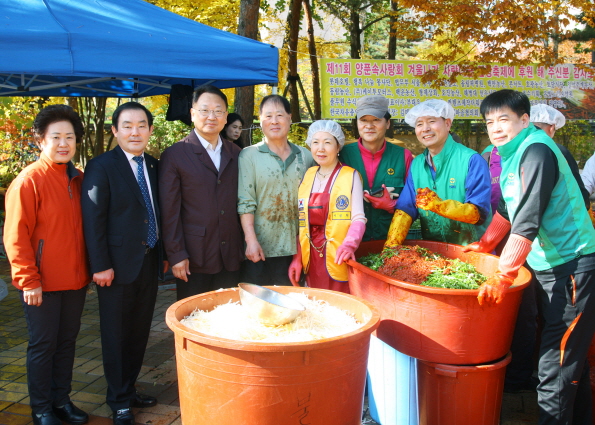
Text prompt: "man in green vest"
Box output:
[[339, 95, 413, 241], [384, 99, 492, 247], [465, 89, 595, 425]]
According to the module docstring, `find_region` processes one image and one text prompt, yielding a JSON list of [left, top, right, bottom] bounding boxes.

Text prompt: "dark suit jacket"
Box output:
[[159, 131, 243, 274], [81, 145, 162, 285]]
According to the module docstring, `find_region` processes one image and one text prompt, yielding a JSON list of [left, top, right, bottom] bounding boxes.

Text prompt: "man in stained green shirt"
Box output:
[[238, 95, 315, 285]]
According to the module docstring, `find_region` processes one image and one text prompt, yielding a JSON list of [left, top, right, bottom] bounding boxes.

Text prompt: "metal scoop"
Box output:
[[238, 283, 306, 326]]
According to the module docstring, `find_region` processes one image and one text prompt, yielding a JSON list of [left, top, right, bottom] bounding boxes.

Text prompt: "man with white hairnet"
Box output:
[[288, 120, 366, 293], [531, 103, 566, 138], [530, 104, 590, 209], [385, 99, 492, 247], [339, 95, 413, 242]]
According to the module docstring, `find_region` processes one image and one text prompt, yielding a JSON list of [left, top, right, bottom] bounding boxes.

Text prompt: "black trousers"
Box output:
[[535, 258, 595, 425], [176, 267, 240, 301], [21, 287, 87, 415], [241, 256, 293, 286], [505, 270, 539, 386], [97, 250, 158, 411]]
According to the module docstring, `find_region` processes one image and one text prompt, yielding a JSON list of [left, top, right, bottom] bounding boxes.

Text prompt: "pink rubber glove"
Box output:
[[288, 238, 303, 287], [477, 234, 532, 306], [363, 184, 397, 214], [336, 221, 366, 265], [463, 212, 511, 254]]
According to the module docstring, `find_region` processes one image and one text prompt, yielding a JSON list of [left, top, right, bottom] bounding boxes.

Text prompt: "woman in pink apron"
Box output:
[[288, 120, 366, 293]]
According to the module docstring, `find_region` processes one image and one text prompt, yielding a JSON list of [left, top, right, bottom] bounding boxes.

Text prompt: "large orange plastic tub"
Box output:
[[417, 353, 512, 425], [165, 286, 380, 425], [347, 240, 532, 364]]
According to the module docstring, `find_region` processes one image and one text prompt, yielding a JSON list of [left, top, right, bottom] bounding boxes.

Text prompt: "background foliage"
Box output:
[[0, 0, 594, 188]]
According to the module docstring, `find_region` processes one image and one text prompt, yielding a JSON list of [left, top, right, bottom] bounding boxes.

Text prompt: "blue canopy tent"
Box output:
[[0, 0, 278, 97]]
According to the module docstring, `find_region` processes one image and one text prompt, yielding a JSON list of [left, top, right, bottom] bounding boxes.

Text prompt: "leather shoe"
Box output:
[[53, 402, 89, 425], [32, 412, 62, 425], [113, 408, 135, 425], [130, 391, 157, 408]]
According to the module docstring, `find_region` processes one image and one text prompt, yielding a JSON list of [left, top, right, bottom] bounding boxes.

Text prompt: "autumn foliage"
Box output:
[[396, 0, 595, 86]]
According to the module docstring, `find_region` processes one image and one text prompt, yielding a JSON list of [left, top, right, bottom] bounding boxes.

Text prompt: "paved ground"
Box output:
[[0, 257, 539, 425]]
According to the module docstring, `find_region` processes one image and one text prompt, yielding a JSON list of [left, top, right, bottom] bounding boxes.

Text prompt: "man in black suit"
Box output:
[[81, 102, 163, 425]]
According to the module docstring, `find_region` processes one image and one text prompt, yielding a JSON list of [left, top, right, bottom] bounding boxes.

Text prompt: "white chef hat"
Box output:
[[305, 120, 346, 149], [530, 104, 566, 130], [404, 99, 456, 127]]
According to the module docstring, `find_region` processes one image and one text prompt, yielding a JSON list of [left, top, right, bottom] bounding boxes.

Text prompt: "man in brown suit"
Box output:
[[159, 85, 243, 300]]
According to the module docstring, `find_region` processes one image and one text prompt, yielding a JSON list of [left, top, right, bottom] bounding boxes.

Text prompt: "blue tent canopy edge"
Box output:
[[0, 0, 279, 97]]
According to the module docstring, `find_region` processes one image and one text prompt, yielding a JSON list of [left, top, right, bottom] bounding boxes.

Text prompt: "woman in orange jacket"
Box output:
[[4, 105, 90, 425]]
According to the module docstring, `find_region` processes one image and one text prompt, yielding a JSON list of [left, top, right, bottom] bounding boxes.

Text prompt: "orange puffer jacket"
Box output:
[[4, 153, 90, 291]]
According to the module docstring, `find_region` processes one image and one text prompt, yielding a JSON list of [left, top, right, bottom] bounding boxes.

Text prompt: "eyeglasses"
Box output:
[[194, 108, 226, 117]]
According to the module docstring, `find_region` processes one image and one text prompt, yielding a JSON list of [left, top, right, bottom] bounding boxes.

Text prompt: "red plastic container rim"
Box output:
[[346, 241, 531, 296], [418, 351, 513, 371]]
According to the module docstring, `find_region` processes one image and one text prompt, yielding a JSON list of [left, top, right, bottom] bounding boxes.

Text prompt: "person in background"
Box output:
[[81, 102, 165, 425], [238, 95, 315, 286], [288, 120, 366, 293], [465, 89, 595, 425], [582, 152, 595, 198], [159, 85, 243, 300], [531, 104, 590, 208], [4, 105, 90, 425], [223, 112, 245, 149], [339, 95, 413, 241], [530, 104, 590, 197], [385, 99, 491, 248]]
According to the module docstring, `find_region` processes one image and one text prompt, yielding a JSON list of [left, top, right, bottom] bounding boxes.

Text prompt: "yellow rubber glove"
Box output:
[[590, 209, 595, 228], [384, 210, 413, 249], [416, 187, 480, 224]]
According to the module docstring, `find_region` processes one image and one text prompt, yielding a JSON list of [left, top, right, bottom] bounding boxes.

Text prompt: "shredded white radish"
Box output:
[[181, 292, 362, 342]]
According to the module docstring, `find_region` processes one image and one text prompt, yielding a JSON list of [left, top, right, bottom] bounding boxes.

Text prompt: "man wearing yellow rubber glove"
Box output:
[[465, 90, 595, 425], [385, 99, 492, 248]]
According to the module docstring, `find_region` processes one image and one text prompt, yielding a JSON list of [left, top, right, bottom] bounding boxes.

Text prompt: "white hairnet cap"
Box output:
[[404, 99, 455, 127], [530, 104, 566, 130], [306, 120, 346, 149]]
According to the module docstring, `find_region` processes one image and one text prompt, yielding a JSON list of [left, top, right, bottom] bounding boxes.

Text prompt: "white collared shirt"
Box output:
[[123, 150, 158, 233], [195, 129, 223, 171]]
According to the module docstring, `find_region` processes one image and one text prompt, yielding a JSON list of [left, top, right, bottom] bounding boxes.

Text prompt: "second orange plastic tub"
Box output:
[[417, 353, 512, 425], [165, 286, 380, 425], [347, 240, 532, 364]]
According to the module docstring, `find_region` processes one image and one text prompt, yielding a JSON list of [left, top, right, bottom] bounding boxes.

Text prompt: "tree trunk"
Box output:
[[387, 0, 398, 59], [235, 0, 261, 146], [303, 0, 321, 120], [552, 11, 560, 61], [350, 9, 361, 59], [68, 97, 82, 164], [76, 98, 91, 164], [286, 0, 302, 122]]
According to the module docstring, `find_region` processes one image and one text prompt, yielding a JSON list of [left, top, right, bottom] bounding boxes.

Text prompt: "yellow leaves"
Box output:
[[148, 0, 241, 33], [396, 0, 593, 87]]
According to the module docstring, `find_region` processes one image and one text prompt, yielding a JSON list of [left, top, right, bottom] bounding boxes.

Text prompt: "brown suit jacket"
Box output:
[[159, 131, 243, 274]]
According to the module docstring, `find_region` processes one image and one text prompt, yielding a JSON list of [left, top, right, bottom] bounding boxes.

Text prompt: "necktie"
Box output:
[[132, 155, 157, 248]]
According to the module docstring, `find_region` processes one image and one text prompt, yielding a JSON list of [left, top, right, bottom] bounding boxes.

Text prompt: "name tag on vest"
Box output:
[[332, 211, 351, 220]]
